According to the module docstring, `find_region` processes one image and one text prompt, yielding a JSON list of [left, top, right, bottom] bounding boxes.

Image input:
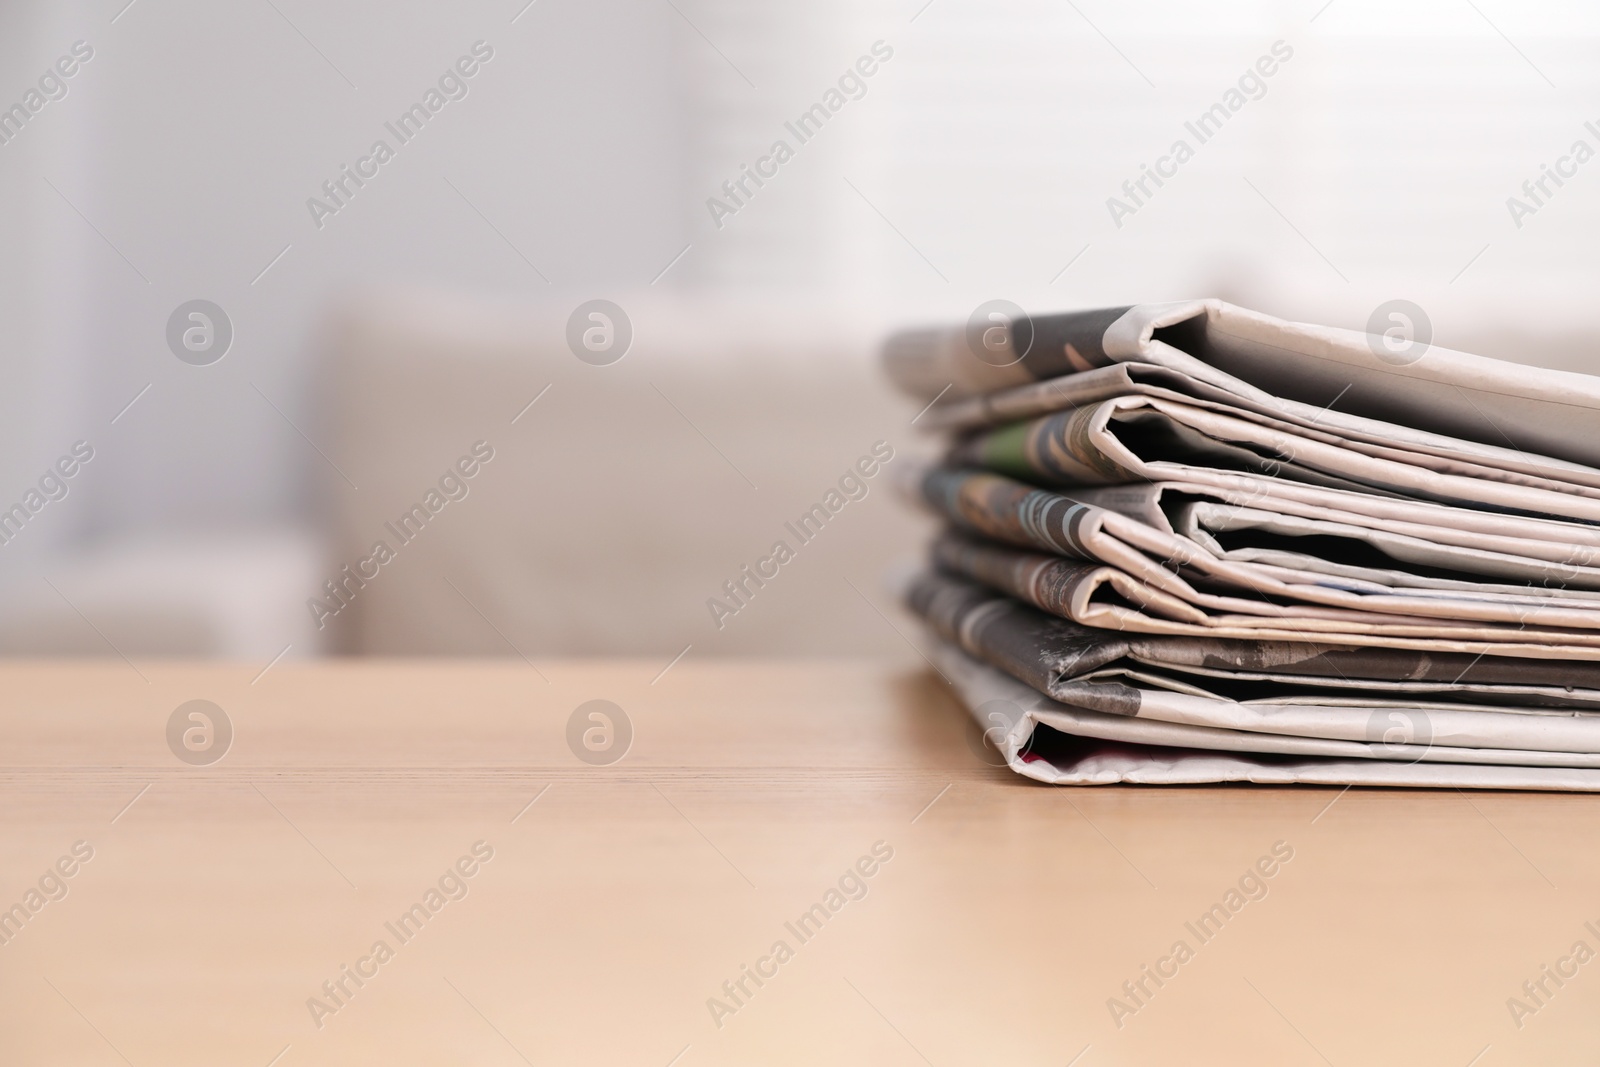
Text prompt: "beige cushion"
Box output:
[[319, 289, 933, 657]]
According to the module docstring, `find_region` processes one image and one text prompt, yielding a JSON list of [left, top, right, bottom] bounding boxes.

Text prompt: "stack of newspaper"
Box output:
[[885, 300, 1600, 789]]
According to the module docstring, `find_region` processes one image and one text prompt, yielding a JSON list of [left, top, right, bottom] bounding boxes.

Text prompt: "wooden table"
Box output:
[[3, 659, 1597, 1065]]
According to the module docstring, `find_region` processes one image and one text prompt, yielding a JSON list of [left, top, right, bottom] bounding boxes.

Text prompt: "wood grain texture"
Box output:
[[1, 658, 1597, 1065]]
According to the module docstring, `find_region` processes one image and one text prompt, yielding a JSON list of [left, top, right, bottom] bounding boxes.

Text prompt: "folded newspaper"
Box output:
[[885, 299, 1600, 790]]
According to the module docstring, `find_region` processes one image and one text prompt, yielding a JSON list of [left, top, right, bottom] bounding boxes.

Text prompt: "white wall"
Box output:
[[686, 0, 1600, 333], [0, 1, 97, 560], [67, 0, 690, 537], [16, 0, 1600, 541]]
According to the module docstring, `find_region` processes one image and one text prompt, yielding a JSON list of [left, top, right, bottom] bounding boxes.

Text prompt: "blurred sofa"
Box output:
[[312, 289, 935, 657], [0, 530, 325, 659]]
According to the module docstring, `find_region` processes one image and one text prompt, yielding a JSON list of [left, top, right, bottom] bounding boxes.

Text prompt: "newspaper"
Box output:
[[944, 394, 1600, 521], [885, 300, 1600, 789], [900, 468, 1600, 650], [906, 568, 1600, 757], [885, 299, 1600, 471], [904, 567, 1600, 712], [929, 635, 1600, 790]]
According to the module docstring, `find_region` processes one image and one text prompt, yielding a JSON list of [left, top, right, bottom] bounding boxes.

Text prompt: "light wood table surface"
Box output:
[[3, 658, 1599, 1065]]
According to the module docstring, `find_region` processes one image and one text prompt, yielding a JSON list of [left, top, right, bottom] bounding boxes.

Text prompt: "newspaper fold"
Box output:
[[947, 394, 1600, 521], [905, 567, 1600, 758], [902, 467, 1600, 649], [930, 636, 1600, 790], [885, 299, 1600, 470], [904, 567, 1600, 713]]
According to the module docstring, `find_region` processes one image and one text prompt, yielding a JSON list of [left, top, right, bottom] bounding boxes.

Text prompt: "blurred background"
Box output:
[[3, 0, 1599, 662]]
